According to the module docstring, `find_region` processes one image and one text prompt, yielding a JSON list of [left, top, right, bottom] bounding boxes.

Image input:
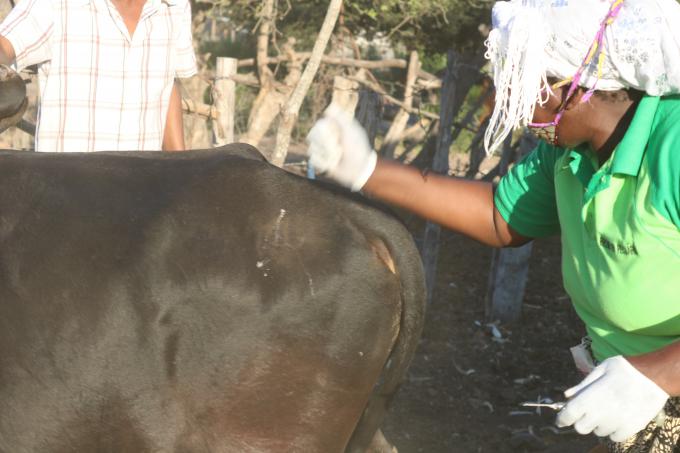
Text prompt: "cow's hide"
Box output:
[[0, 144, 426, 453]]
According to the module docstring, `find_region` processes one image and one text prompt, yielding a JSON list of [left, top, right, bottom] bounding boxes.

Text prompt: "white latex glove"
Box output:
[[556, 355, 669, 442], [306, 103, 378, 192]]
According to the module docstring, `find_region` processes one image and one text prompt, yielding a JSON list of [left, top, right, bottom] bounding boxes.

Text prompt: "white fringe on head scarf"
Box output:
[[484, 0, 551, 154], [483, 0, 680, 154]]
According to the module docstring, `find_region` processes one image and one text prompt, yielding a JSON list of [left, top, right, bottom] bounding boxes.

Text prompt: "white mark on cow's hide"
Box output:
[[256, 210, 287, 278], [305, 270, 316, 297], [256, 259, 271, 277], [273, 209, 287, 245]]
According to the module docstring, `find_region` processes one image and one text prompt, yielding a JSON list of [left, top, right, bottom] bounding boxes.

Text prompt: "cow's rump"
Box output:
[[0, 145, 426, 453]]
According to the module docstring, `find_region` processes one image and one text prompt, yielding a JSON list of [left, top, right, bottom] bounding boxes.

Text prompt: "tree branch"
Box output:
[[238, 53, 438, 82], [271, 0, 344, 167]]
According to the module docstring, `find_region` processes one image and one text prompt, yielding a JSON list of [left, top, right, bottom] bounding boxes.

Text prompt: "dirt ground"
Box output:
[[381, 228, 601, 453]]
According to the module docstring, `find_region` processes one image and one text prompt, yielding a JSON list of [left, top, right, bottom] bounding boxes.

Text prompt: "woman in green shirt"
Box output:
[[307, 0, 680, 451]]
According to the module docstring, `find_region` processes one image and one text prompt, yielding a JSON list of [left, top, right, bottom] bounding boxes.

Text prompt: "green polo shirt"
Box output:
[[495, 95, 680, 361]]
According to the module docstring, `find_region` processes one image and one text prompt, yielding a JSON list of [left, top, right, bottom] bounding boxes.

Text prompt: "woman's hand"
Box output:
[[306, 103, 377, 192], [556, 355, 669, 442]]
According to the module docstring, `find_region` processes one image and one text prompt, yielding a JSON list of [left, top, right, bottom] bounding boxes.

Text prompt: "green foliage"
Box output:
[[200, 36, 255, 69], [342, 0, 493, 54], [196, 0, 493, 57]]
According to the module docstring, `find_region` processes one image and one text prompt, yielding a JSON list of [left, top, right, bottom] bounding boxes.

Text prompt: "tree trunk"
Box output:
[[241, 38, 302, 150], [271, 0, 344, 167]]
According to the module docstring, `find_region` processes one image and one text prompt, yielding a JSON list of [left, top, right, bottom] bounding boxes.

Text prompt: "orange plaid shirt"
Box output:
[[0, 0, 197, 152]]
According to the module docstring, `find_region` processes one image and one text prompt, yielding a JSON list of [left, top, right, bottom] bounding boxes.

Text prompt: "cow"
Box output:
[[0, 144, 426, 453]]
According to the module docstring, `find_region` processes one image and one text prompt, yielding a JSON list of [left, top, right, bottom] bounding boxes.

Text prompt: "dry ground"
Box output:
[[381, 228, 601, 453]]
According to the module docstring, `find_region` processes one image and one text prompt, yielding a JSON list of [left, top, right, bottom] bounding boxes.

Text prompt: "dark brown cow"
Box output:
[[0, 145, 426, 453]]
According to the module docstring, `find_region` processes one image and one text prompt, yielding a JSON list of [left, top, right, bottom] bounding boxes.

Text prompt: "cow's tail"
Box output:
[[344, 202, 427, 453]]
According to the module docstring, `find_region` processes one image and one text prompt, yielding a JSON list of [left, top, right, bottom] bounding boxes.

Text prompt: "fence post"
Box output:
[[420, 50, 457, 305], [331, 75, 360, 114], [355, 89, 383, 149], [213, 57, 238, 146], [419, 50, 484, 304], [485, 132, 538, 323]]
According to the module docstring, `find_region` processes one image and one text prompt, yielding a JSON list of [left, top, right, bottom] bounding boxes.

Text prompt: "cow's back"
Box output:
[[0, 145, 425, 453]]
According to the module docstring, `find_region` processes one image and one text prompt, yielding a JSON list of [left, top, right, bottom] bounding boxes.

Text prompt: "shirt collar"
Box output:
[[610, 95, 660, 177], [144, 0, 180, 11], [89, 0, 179, 8]]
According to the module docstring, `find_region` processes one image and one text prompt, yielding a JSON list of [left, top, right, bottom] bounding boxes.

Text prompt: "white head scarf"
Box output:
[[484, 0, 680, 153]]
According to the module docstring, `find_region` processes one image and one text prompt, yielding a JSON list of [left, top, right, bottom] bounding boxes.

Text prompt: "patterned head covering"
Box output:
[[484, 0, 680, 153]]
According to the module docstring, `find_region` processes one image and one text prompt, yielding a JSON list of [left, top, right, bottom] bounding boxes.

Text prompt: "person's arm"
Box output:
[[0, 35, 16, 65], [162, 80, 185, 152], [554, 346, 676, 442], [0, 0, 53, 70], [364, 159, 529, 247], [162, 0, 196, 151], [628, 342, 680, 397], [307, 105, 532, 248]]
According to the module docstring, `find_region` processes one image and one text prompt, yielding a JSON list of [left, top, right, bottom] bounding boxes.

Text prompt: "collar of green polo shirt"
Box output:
[[487, 0, 680, 362]]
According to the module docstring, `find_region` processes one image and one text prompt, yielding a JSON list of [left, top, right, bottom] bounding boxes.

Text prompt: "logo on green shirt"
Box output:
[[599, 235, 638, 256]]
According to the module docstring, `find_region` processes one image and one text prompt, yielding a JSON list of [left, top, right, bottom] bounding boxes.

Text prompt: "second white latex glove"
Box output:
[[306, 103, 377, 192], [556, 355, 669, 442]]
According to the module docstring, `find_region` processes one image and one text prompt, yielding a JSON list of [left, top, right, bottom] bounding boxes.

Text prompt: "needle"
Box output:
[[521, 402, 566, 411]]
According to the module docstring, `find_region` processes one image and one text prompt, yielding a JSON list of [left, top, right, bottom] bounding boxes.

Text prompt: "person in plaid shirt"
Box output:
[[0, 0, 197, 152]]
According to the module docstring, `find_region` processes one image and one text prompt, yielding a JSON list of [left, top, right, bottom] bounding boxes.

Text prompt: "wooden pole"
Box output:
[[465, 116, 491, 178], [330, 75, 360, 114], [181, 77, 213, 149], [271, 0, 343, 167], [381, 50, 420, 159], [419, 51, 485, 304], [213, 57, 238, 146], [485, 132, 539, 323], [355, 88, 382, 149], [421, 50, 458, 305], [238, 53, 439, 83]]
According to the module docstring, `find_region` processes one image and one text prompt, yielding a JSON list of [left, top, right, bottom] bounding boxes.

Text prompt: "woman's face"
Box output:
[[530, 84, 590, 149]]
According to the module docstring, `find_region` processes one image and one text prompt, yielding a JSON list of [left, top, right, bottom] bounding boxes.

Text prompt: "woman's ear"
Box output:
[[563, 86, 588, 111]]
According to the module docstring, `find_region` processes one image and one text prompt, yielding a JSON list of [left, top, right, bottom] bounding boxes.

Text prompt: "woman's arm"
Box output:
[[364, 159, 531, 248], [556, 344, 678, 442], [307, 106, 532, 248], [628, 341, 680, 396], [162, 80, 185, 152]]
